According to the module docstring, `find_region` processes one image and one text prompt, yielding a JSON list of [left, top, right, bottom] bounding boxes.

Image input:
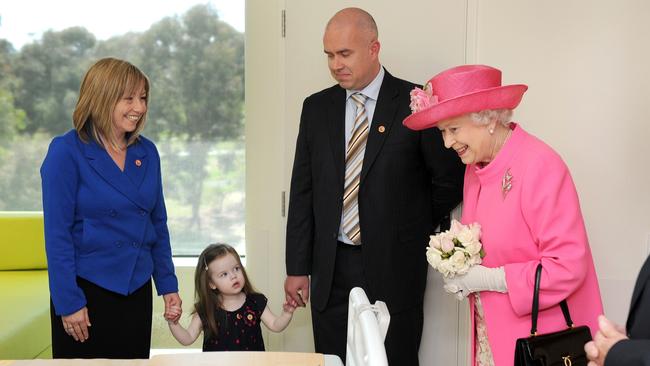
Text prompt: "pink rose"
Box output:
[[429, 235, 442, 249], [409, 82, 439, 113], [441, 237, 455, 253]]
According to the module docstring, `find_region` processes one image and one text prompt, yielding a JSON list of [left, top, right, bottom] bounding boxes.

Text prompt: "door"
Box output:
[[282, 1, 471, 364]]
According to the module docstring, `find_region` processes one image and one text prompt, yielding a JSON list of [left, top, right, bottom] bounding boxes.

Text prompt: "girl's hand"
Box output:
[[165, 305, 182, 323], [282, 301, 297, 314], [163, 292, 182, 323], [62, 306, 91, 342]]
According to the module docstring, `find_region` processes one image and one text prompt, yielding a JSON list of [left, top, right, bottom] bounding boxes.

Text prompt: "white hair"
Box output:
[[469, 109, 513, 126]]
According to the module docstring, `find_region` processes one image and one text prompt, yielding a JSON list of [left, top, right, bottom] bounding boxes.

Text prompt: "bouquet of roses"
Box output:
[[426, 219, 485, 278]]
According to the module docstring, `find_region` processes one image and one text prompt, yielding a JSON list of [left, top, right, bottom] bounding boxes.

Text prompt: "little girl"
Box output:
[[167, 243, 295, 351]]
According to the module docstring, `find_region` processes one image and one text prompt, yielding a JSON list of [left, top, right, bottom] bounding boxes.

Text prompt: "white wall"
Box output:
[[246, 0, 650, 363], [472, 0, 650, 325]]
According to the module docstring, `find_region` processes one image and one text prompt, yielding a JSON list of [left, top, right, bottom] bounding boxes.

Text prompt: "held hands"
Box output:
[[443, 265, 507, 300], [62, 306, 91, 342], [284, 275, 310, 308], [282, 301, 298, 315], [163, 292, 182, 323], [166, 305, 183, 324], [584, 315, 628, 366]]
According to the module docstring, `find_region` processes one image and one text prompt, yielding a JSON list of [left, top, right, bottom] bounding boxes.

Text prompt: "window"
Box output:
[[0, 0, 245, 256]]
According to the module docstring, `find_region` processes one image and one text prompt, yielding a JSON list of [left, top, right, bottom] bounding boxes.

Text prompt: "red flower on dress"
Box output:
[[243, 309, 257, 327]]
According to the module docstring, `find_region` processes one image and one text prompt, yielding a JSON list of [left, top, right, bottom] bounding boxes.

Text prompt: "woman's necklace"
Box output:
[[490, 127, 512, 161], [107, 142, 127, 171]]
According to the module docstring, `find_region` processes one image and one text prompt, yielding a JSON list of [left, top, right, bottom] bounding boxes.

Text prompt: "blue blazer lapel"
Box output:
[[360, 71, 398, 182], [124, 140, 149, 189], [82, 139, 148, 210], [328, 87, 347, 187]]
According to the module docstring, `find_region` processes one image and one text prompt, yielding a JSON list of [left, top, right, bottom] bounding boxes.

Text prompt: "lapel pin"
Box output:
[[135, 159, 142, 167], [378, 125, 386, 133], [502, 168, 513, 199]]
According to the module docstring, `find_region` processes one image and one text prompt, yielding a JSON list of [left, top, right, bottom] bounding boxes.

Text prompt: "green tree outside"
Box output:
[[0, 4, 245, 255]]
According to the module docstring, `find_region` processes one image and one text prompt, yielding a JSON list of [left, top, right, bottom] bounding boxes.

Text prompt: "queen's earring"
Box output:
[[488, 127, 494, 134]]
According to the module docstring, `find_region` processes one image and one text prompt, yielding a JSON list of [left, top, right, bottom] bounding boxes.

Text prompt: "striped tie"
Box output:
[[342, 93, 369, 245]]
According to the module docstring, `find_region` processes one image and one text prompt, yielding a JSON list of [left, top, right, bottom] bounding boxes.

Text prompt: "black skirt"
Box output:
[[50, 277, 152, 359]]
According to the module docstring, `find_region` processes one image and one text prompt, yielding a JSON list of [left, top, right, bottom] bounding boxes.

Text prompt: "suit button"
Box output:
[[139, 210, 147, 216], [109, 209, 117, 217], [115, 241, 122, 248], [132, 242, 139, 248]]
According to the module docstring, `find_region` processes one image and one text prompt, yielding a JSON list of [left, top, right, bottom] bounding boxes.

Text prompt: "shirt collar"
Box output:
[[346, 66, 384, 101]]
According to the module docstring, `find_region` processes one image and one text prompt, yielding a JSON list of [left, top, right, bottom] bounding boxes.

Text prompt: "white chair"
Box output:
[[345, 287, 390, 366]]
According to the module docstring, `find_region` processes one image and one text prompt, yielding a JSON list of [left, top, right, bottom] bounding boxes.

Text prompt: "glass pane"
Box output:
[[0, 1, 246, 256]]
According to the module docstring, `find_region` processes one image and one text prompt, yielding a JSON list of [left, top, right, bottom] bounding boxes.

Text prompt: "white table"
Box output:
[[0, 352, 344, 366]]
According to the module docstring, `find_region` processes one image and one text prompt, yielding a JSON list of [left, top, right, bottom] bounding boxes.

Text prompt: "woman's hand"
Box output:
[[165, 305, 183, 324], [443, 265, 507, 300], [62, 306, 91, 342], [163, 292, 182, 323]]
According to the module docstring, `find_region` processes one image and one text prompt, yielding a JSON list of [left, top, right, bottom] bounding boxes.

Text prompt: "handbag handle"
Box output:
[[530, 263, 575, 335]]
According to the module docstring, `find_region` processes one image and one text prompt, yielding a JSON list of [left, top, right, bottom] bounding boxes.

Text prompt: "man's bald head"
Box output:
[[323, 8, 381, 90], [325, 7, 378, 43]]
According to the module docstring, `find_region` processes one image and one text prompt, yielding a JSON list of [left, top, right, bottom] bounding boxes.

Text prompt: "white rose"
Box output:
[[464, 240, 482, 256], [457, 226, 474, 244], [455, 263, 471, 276], [429, 235, 442, 249], [438, 259, 455, 278], [468, 254, 483, 266], [469, 223, 481, 239], [426, 247, 443, 269], [449, 219, 463, 236], [450, 250, 466, 269]]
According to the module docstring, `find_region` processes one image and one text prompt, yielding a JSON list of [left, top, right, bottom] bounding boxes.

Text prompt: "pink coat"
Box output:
[[461, 124, 603, 366]]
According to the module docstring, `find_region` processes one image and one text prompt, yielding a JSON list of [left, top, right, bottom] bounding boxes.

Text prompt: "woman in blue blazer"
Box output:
[[40, 58, 181, 358]]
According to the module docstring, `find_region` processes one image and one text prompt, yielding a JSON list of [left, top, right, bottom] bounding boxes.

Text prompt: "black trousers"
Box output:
[[51, 277, 152, 359], [311, 242, 423, 366]]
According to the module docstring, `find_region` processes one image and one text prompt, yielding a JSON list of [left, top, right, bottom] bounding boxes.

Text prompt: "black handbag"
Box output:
[[514, 264, 592, 366]]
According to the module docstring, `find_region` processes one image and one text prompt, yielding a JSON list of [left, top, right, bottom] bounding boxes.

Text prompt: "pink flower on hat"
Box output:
[[409, 82, 439, 113]]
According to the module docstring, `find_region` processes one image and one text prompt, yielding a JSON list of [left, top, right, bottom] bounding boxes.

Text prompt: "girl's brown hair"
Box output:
[[194, 243, 257, 339], [73, 57, 149, 151]]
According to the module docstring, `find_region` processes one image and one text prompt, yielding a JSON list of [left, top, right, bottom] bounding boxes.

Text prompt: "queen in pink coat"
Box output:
[[403, 65, 603, 366]]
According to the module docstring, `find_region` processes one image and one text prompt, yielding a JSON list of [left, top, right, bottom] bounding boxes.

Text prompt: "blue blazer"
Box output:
[[41, 130, 178, 316]]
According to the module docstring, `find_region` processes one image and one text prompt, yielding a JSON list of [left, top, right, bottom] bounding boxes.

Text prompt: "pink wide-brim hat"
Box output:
[[403, 65, 528, 131]]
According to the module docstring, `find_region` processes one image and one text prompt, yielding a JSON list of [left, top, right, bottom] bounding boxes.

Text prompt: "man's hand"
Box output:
[[62, 306, 91, 342], [163, 292, 182, 323], [584, 315, 628, 366], [284, 275, 309, 307]]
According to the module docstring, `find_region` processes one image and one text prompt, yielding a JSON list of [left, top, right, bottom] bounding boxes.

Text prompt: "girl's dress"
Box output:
[[202, 293, 267, 351]]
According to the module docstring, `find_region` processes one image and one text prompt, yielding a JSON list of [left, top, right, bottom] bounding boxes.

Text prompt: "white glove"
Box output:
[[443, 265, 507, 300]]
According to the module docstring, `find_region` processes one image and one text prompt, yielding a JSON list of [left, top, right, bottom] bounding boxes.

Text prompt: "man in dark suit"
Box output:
[[283, 7, 464, 365], [585, 255, 650, 365]]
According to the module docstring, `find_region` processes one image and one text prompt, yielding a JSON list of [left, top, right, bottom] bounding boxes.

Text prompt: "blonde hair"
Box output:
[[73, 57, 150, 150]]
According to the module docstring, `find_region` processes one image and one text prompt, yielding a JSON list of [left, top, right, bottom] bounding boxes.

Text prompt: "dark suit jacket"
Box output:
[[286, 69, 464, 313], [41, 130, 178, 316], [606, 255, 650, 365]]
